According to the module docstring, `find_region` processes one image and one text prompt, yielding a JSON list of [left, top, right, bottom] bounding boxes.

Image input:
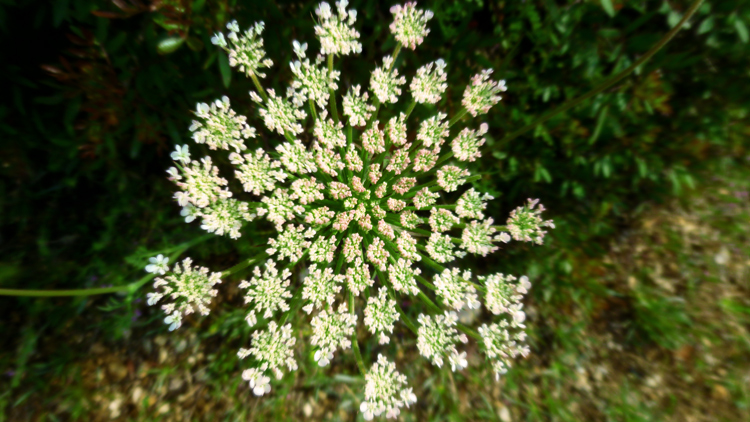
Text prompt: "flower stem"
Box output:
[[309, 99, 318, 123], [281, 287, 305, 325], [416, 288, 441, 313], [435, 151, 454, 166], [328, 54, 340, 124], [221, 252, 270, 278], [349, 292, 367, 376], [388, 43, 403, 72], [490, 0, 704, 150], [0, 285, 135, 297], [0, 234, 213, 297], [448, 108, 467, 127], [404, 100, 417, 119], [456, 323, 481, 341], [384, 283, 419, 334], [250, 74, 269, 103], [415, 275, 436, 290], [367, 99, 381, 130], [417, 252, 445, 273]]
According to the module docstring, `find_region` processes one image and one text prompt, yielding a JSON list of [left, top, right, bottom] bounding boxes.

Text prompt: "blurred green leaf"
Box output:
[[735, 19, 749, 43], [218, 51, 232, 89], [588, 105, 609, 145], [157, 36, 185, 55], [601, 0, 616, 18]]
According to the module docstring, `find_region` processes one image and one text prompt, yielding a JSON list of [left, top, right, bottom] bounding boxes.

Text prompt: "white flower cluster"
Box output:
[[370, 56, 407, 104], [506, 198, 556, 244], [479, 320, 530, 380], [239, 260, 292, 327], [238, 322, 298, 396], [251, 88, 307, 137], [360, 354, 417, 420], [417, 311, 468, 371], [314, 0, 362, 56], [389, 2, 434, 50], [462, 69, 508, 117], [343, 85, 375, 127], [211, 20, 273, 78], [478, 273, 531, 379], [410, 59, 447, 104], [290, 41, 341, 109], [168, 148, 257, 239], [433, 268, 480, 311], [310, 304, 357, 366], [149, 3, 554, 419], [190, 96, 256, 152], [364, 287, 399, 344], [146, 258, 222, 331]]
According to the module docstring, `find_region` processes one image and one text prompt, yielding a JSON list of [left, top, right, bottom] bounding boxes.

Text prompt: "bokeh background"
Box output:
[[2, 0, 750, 420]]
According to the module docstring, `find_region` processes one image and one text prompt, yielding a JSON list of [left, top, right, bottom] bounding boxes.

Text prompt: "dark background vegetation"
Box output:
[[1, 0, 750, 420]]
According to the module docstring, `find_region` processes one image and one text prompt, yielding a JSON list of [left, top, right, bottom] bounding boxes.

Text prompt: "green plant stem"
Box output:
[[416, 289, 440, 313], [388, 43, 403, 72], [0, 234, 214, 297], [404, 100, 417, 119], [309, 99, 318, 122], [367, 99, 381, 130], [328, 54, 339, 123], [415, 275, 436, 290], [418, 252, 446, 273], [0, 285, 136, 297], [448, 108, 467, 127], [349, 292, 367, 376], [281, 288, 304, 325], [385, 286, 418, 334], [250, 73, 269, 103], [457, 323, 481, 341], [490, 0, 704, 150], [435, 151, 454, 167], [220, 252, 270, 278]]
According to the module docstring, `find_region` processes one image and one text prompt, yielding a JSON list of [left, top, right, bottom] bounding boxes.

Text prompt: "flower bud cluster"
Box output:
[[211, 21, 273, 78], [360, 354, 417, 420], [168, 149, 257, 239], [314, 0, 362, 56], [190, 96, 256, 151], [478, 273, 532, 379], [389, 2, 434, 50], [147, 258, 222, 331], [238, 322, 298, 396], [462, 69, 508, 117], [417, 311, 468, 370], [507, 198, 556, 244]]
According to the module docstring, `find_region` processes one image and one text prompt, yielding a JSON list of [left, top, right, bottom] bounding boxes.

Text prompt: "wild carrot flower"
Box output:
[[211, 21, 273, 78], [146, 258, 222, 331], [149, 3, 553, 418], [360, 354, 417, 420], [389, 2, 433, 50], [238, 322, 298, 395], [417, 311, 468, 370], [507, 198, 556, 244]]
